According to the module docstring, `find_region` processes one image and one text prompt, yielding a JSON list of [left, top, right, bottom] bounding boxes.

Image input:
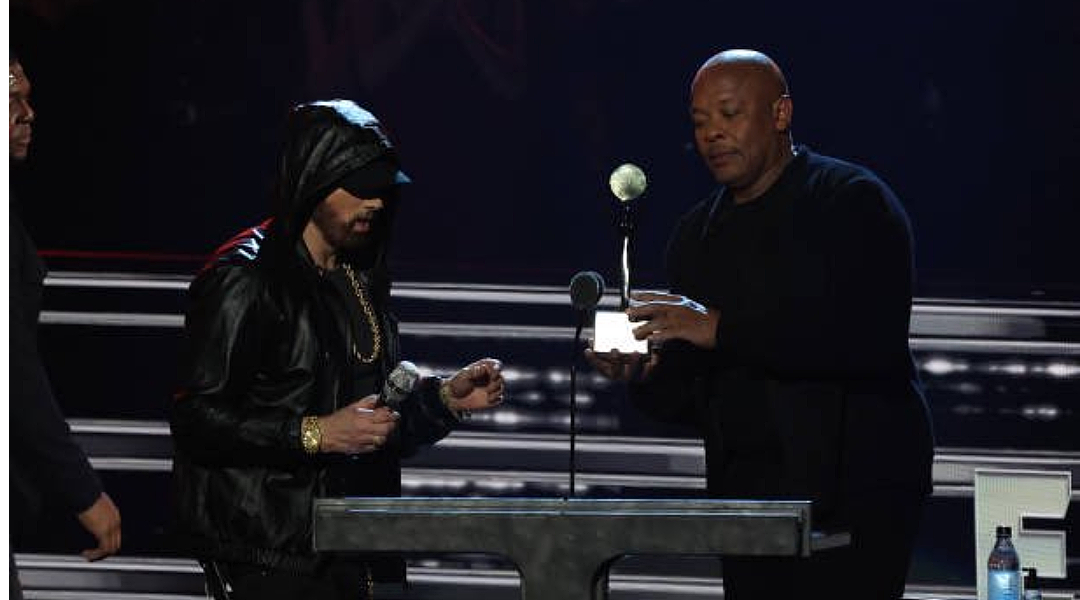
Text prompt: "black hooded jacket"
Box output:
[[169, 101, 457, 572]]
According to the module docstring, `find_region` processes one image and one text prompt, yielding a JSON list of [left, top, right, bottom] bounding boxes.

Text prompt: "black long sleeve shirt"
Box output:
[[9, 213, 103, 539], [630, 148, 934, 522]]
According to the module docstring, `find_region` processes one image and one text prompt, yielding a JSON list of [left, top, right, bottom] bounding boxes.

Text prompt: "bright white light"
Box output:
[[996, 362, 1028, 376], [492, 410, 525, 426], [500, 366, 539, 384], [951, 403, 986, 416], [545, 370, 570, 385], [1020, 404, 1061, 421], [476, 480, 526, 492], [922, 357, 969, 375], [1043, 362, 1080, 378], [402, 477, 468, 490], [552, 393, 594, 407], [516, 391, 546, 405], [588, 373, 615, 388], [951, 382, 983, 395]]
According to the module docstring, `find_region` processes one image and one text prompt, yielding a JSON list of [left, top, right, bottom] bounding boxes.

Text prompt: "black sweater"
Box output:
[[9, 213, 103, 539], [630, 148, 934, 525]]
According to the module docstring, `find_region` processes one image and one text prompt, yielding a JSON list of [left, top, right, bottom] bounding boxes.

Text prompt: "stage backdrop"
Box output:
[[11, 0, 1080, 299]]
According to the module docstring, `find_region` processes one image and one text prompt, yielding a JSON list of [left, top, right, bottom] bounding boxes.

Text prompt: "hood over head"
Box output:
[[260, 100, 408, 293]]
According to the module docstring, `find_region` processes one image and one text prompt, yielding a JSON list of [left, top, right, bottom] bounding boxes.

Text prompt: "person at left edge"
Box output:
[[169, 100, 506, 600], [9, 52, 123, 600]]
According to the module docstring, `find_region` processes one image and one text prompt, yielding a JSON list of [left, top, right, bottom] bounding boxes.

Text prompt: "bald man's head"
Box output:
[[689, 49, 794, 201], [693, 49, 789, 99]]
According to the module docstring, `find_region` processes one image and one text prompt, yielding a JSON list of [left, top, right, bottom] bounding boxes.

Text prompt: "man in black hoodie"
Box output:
[[170, 100, 506, 600]]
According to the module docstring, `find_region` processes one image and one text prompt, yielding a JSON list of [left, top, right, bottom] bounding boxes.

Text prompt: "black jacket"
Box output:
[[169, 102, 457, 572], [9, 213, 103, 541], [630, 149, 934, 527]]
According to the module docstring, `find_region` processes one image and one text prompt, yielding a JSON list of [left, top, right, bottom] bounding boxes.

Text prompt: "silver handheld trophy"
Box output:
[[592, 164, 648, 354], [608, 163, 647, 310]]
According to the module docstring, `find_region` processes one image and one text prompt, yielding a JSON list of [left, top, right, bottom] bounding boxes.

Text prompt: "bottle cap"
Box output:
[[1023, 568, 1039, 588], [996, 525, 1012, 536]]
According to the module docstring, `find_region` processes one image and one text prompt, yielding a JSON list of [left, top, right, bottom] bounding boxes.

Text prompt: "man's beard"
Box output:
[[309, 201, 387, 267], [338, 231, 375, 252], [331, 220, 382, 260]]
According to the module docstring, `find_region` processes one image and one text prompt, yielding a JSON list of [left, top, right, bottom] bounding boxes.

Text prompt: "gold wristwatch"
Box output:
[[301, 416, 322, 455]]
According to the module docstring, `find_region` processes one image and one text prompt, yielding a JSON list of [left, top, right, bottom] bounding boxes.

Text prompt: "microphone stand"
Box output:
[[568, 311, 586, 499]]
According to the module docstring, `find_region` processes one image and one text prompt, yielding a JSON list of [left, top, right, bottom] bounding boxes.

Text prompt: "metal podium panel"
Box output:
[[314, 497, 814, 599]]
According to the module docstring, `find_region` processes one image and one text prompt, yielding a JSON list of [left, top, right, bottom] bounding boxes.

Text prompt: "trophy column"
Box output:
[[608, 163, 647, 311]]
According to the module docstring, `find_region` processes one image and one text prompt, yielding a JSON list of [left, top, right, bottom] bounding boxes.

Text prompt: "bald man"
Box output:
[[589, 50, 934, 599]]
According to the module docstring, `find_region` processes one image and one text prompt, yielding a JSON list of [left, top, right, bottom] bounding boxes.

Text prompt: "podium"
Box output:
[[314, 497, 846, 599]]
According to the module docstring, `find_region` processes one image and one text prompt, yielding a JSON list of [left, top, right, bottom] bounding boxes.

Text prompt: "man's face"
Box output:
[[690, 64, 787, 194], [310, 188, 386, 252], [9, 61, 35, 161]]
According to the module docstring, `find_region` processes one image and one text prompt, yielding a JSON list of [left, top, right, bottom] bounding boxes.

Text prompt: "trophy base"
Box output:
[[592, 310, 648, 354]]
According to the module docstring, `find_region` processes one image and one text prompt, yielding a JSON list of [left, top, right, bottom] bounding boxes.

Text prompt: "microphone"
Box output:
[[569, 271, 605, 311], [608, 163, 647, 202], [380, 361, 421, 410]]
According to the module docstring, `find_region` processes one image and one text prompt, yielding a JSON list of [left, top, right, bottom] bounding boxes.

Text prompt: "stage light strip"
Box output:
[[399, 467, 707, 489], [39, 310, 586, 339], [69, 419, 171, 436], [434, 432, 704, 457], [21, 593, 208, 600], [914, 304, 1080, 318], [37, 311, 1080, 355], [80, 457, 707, 490], [87, 458, 173, 472], [42, 271, 1080, 316], [399, 322, 577, 339], [927, 485, 1080, 501], [44, 271, 192, 290], [15, 554, 204, 573], [908, 338, 1080, 355], [40, 311, 184, 327]]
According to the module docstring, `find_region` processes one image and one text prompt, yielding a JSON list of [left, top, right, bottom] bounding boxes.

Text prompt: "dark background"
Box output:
[[11, 0, 1080, 298], [9, 2, 1080, 592]]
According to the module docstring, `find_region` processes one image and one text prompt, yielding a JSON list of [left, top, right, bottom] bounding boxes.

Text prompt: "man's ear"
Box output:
[[773, 95, 793, 132]]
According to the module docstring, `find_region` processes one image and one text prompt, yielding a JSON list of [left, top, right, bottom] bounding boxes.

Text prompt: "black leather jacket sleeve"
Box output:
[[171, 265, 306, 468], [396, 375, 458, 457]]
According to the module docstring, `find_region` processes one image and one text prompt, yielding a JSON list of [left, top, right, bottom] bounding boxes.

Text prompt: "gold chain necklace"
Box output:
[[341, 263, 382, 364]]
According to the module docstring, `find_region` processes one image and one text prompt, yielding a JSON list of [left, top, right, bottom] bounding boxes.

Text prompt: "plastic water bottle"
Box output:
[[988, 525, 1021, 600]]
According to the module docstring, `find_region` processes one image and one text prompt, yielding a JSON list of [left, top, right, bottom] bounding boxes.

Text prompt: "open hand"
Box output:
[[585, 347, 659, 382], [627, 291, 719, 349], [78, 492, 121, 561]]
